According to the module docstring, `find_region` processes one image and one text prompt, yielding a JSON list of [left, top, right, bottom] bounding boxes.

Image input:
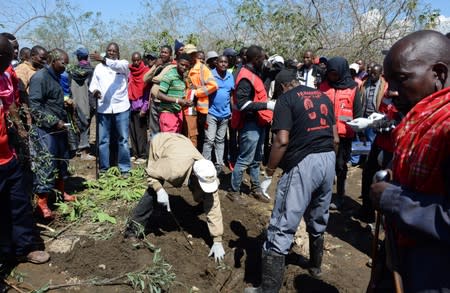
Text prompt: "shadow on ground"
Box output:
[[326, 194, 373, 256], [293, 273, 339, 293]]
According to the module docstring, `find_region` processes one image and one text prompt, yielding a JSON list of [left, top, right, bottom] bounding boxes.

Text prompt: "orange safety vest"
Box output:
[[320, 81, 357, 138], [184, 63, 216, 116], [231, 67, 273, 129]]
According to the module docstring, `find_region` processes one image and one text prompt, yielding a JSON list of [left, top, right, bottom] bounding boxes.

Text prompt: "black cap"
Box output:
[[275, 69, 297, 84], [223, 48, 237, 56], [144, 52, 158, 60]]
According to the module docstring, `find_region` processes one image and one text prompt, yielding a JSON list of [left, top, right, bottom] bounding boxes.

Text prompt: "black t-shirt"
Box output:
[[272, 85, 336, 172]]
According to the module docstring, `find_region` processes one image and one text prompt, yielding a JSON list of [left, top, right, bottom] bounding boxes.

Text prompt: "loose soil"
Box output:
[[5, 157, 373, 293]]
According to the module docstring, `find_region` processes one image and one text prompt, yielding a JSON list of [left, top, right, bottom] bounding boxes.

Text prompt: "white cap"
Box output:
[[268, 54, 284, 64], [192, 159, 219, 193], [349, 63, 360, 73]]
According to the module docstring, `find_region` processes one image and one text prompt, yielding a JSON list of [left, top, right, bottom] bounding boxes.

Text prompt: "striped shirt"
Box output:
[[159, 67, 185, 113]]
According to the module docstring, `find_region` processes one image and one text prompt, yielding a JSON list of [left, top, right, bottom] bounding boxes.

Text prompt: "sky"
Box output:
[[75, 0, 450, 20], [76, 0, 137, 21], [426, 0, 450, 16], [426, 0, 450, 33]]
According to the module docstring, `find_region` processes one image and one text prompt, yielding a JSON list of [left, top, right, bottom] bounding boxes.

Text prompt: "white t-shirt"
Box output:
[[300, 67, 315, 88], [89, 58, 130, 114]]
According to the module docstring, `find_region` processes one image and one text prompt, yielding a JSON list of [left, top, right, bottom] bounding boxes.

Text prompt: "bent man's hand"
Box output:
[[157, 188, 171, 212], [208, 242, 225, 263]]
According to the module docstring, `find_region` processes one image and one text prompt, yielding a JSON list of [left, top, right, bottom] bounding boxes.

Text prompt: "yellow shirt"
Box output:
[[15, 61, 37, 94]]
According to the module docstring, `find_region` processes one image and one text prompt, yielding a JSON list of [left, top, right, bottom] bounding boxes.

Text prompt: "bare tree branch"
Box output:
[[13, 15, 50, 34]]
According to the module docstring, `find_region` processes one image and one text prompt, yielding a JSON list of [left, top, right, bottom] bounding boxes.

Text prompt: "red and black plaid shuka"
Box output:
[[392, 87, 450, 196]]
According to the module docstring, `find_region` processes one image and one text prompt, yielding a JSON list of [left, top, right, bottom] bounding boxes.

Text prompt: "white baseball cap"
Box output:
[[268, 54, 284, 64], [192, 159, 219, 193], [349, 63, 360, 74]]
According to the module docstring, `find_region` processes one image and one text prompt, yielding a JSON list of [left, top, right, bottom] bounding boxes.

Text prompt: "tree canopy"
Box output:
[[1, 0, 443, 64]]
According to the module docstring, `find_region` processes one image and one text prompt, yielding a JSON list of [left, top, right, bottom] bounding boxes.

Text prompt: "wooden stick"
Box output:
[[385, 218, 404, 293], [3, 279, 28, 293], [36, 223, 56, 233], [95, 96, 99, 180], [45, 280, 129, 291], [393, 271, 404, 293], [366, 211, 381, 293], [44, 222, 76, 243], [52, 222, 76, 238], [38, 274, 129, 291]]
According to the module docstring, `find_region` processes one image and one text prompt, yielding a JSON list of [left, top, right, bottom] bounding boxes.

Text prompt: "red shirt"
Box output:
[[0, 72, 15, 165], [5, 64, 20, 105], [374, 97, 398, 152]]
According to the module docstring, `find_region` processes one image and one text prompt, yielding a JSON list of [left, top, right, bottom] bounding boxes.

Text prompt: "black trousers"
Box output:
[[336, 137, 352, 197], [149, 101, 160, 138], [361, 142, 393, 221], [125, 188, 157, 237], [263, 125, 272, 165], [225, 122, 239, 164], [129, 111, 148, 159], [197, 113, 207, 154], [0, 158, 37, 258]]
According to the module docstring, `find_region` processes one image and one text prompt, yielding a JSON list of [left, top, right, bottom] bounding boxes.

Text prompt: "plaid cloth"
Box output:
[[392, 87, 450, 196]]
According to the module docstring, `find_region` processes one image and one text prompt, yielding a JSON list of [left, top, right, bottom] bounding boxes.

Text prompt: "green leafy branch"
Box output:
[[84, 167, 147, 201], [56, 167, 146, 223]]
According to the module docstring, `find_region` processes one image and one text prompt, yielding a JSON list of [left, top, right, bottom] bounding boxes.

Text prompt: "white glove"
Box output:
[[208, 242, 225, 262], [156, 188, 171, 212], [260, 176, 272, 199], [367, 112, 385, 122], [346, 118, 372, 131], [368, 112, 386, 128], [266, 100, 276, 111]]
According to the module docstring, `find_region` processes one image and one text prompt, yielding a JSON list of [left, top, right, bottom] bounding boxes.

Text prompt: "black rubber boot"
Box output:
[[308, 234, 324, 278], [261, 249, 285, 293], [336, 171, 346, 197]]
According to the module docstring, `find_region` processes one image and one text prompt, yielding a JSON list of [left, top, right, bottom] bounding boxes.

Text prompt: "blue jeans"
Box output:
[[202, 114, 229, 167], [98, 110, 131, 173], [351, 127, 377, 164], [78, 111, 93, 150], [264, 151, 335, 255], [350, 135, 361, 165], [231, 121, 265, 192]]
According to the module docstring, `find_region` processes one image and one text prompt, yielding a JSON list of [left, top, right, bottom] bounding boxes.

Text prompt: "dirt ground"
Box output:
[[5, 157, 374, 293]]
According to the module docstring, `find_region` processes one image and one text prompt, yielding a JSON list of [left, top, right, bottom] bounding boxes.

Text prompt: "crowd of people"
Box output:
[[0, 29, 448, 292]]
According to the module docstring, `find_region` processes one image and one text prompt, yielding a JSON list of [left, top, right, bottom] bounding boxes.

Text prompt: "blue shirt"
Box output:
[[59, 71, 71, 98], [209, 69, 234, 119]]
